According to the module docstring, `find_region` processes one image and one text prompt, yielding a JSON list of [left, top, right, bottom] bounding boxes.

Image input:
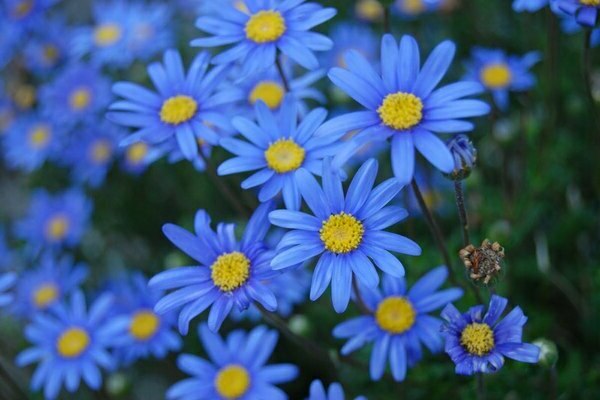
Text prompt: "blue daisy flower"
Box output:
[[3, 113, 62, 172], [513, 0, 549, 12], [126, 2, 175, 63], [23, 17, 70, 75], [107, 50, 234, 161], [12, 253, 88, 318], [1, 0, 60, 32], [556, 0, 600, 26], [149, 202, 279, 333], [40, 63, 112, 128], [107, 273, 182, 365], [269, 158, 422, 313], [317, 34, 490, 186], [307, 380, 366, 400], [16, 291, 127, 399], [167, 324, 298, 400], [463, 47, 541, 110], [333, 266, 463, 381], [191, 0, 336, 76], [218, 96, 345, 210], [15, 188, 93, 252], [556, 6, 600, 46], [323, 23, 379, 70], [120, 140, 166, 175], [0, 272, 17, 308], [440, 294, 541, 375]]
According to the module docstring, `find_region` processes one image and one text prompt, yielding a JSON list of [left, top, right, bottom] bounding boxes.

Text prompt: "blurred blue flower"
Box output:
[[149, 202, 279, 333], [120, 140, 166, 175], [12, 253, 88, 318], [0, 13, 21, 67], [40, 63, 112, 127], [107, 50, 233, 161], [192, 0, 336, 76], [23, 18, 70, 75], [218, 96, 344, 210], [16, 188, 93, 252], [16, 291, 127, 399], [463, 47, 541, 110], [440, 294, 540, 375], [556, 0, 600, 26], [1, 0, 60, 31], [269, 159, 421, 313], [307, 380, 366, 400], [319, 34, 489, 185], [556, 7, 600, 46], [394, 0, 442, 17], [513, 0, 548, 12], [165, 136, 213, 172], [0, 272, 17, 308], [167, 324, 298, 400], [334, 266, 463, 381], [323, 23, 378, 70]]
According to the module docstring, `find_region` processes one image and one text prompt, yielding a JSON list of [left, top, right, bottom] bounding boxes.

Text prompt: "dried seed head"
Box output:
[[460, 239, 504, 285]]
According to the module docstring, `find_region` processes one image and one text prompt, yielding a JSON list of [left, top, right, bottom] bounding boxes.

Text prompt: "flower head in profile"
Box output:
[[512, 0, 549, 12], [556, 0, 600, 26], [191, 0, 336, 76], [167, 324, 298, 400], [0, 272, 17, 308], [307, 380, 366, 400], [269, 159, 421, 313], [319, 34, 489, 185], [463, 48, 541, 110], [218, 96, 344, 210], [440, 294, 540, 375], [334, 266, 463, 381], [107, 50, 233, 161], [16, 188, 93, 252], [16, 291, 127, 399], [149, 202, 279, 333]]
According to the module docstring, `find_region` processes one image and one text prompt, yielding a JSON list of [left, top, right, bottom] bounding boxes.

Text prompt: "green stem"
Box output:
[[453, 180, 470, 247], [275, 57, 290, 92]]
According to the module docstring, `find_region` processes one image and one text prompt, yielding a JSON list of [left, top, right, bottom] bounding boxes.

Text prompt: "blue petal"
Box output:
[[391, 133, 415, 186]]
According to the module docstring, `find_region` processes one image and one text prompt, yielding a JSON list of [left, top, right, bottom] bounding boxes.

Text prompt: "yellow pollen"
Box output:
[[264, 138, 305, 173], [129, 310, 160, 341], [12, 0, 33, 18], [319, 212, 364, 254], [480, 63, 512, 89], [90, 140, 112, 163], [460, 323, 495, 356], [29, 125, 51, 148], [249, 80, 285, 109], [377, 92, 423, 130], [211, 252, 251, 292], [356, 0, 384, 21], [580, 0, 600, 5], [32, 283, 59, 309], [375, 296, 416, 334], [160, 95, 198, 125], [127, 142, 149, 164], [45, 214, 70, 241], [56, 328, 90, 358], [214, 364, 251, 399], [94, 23, 123, 47], [42, 44, 59, 64], [69, 87, 92, 111], [245, 10, 286, 43], [14, 85, 36, 109]]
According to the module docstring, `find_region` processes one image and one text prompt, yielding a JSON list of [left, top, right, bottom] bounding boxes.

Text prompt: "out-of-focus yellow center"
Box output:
[[160, 95, 198, 125], [480, 63, 512, 89], [29, 125, 51, 149], [45, 214, 70, 241], [400, 0, 426, 15], [90, 139, 112, 164], [14, 85, 36, 109], [249, 80, 285, 109], [264, 138, 305, 173], [129, 310, 160, 341], [211, 252, 250, 292], [12, 0, 33, 19], [56, 328, 90, 358], [356, 0, 384, 21], [461, 323, 495, 356], [127, 142, 149, 164], [32, 283, 59, 309], [94, 23, 123, 47], [378, 92, 424, 131], [245, 10, 286, 43], [580, 0, 600, 5], [375, 296, 416, 334], [69, 87, 92, 111], [214, 364, 251, 399], [320, 212, 364, 254], [42, 44, 59, 64]]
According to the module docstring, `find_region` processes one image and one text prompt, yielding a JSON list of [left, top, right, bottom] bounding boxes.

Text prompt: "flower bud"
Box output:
[[445, 134, 477, 181], [532, 338, 558, 368]]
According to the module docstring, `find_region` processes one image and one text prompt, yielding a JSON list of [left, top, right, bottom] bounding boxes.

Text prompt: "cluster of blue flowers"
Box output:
[[1, 0, 576, 398]]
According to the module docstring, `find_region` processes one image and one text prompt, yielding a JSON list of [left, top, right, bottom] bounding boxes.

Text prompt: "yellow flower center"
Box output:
[[400, 0, 426, 14], [211, 252, 251, 292], [264, 138, 305, 173], [45, 214, 70, 241], [94, 23, 123, 47], [319, 212, 364, 254], [480, 63, 512, 89], [245, 10, 286, 43], [90, 139, 112, 164], [375, 296, 416, 334], [580, 0, 600, 5], [42, 44, 59, 64], [32, 283, 59, 309], [12, 0, 33, 19], [377, 92, 424, 131], [129, 310, 160, 341], [249, 80, 285, 109], [356, 0, 384, 20], [56, 328, 90, 358], [460, 322, 495, 356], [14, 85, 36, 109], [29, 124, 51, 149], [160, 95, 198, 125], [69, 87, 92, 111], [127, 142, 149, 164], [214, 364, 251, 400]]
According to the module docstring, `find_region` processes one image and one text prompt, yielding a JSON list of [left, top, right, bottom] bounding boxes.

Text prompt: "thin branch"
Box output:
[[453, 180, 470, 247], [275, 57, 290, 92]]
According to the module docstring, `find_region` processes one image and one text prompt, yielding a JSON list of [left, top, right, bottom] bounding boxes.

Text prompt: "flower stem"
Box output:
[[476, 374, 486, 400], [275, 57, 290, 92], [383, 6, 391, 33], [583, 29, 599, 130], [453, 180, 470, 247], [0, 357, 28, 400]]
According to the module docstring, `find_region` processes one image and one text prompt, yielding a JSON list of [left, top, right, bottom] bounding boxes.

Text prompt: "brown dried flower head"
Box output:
[[459, 239, 505, 285]]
